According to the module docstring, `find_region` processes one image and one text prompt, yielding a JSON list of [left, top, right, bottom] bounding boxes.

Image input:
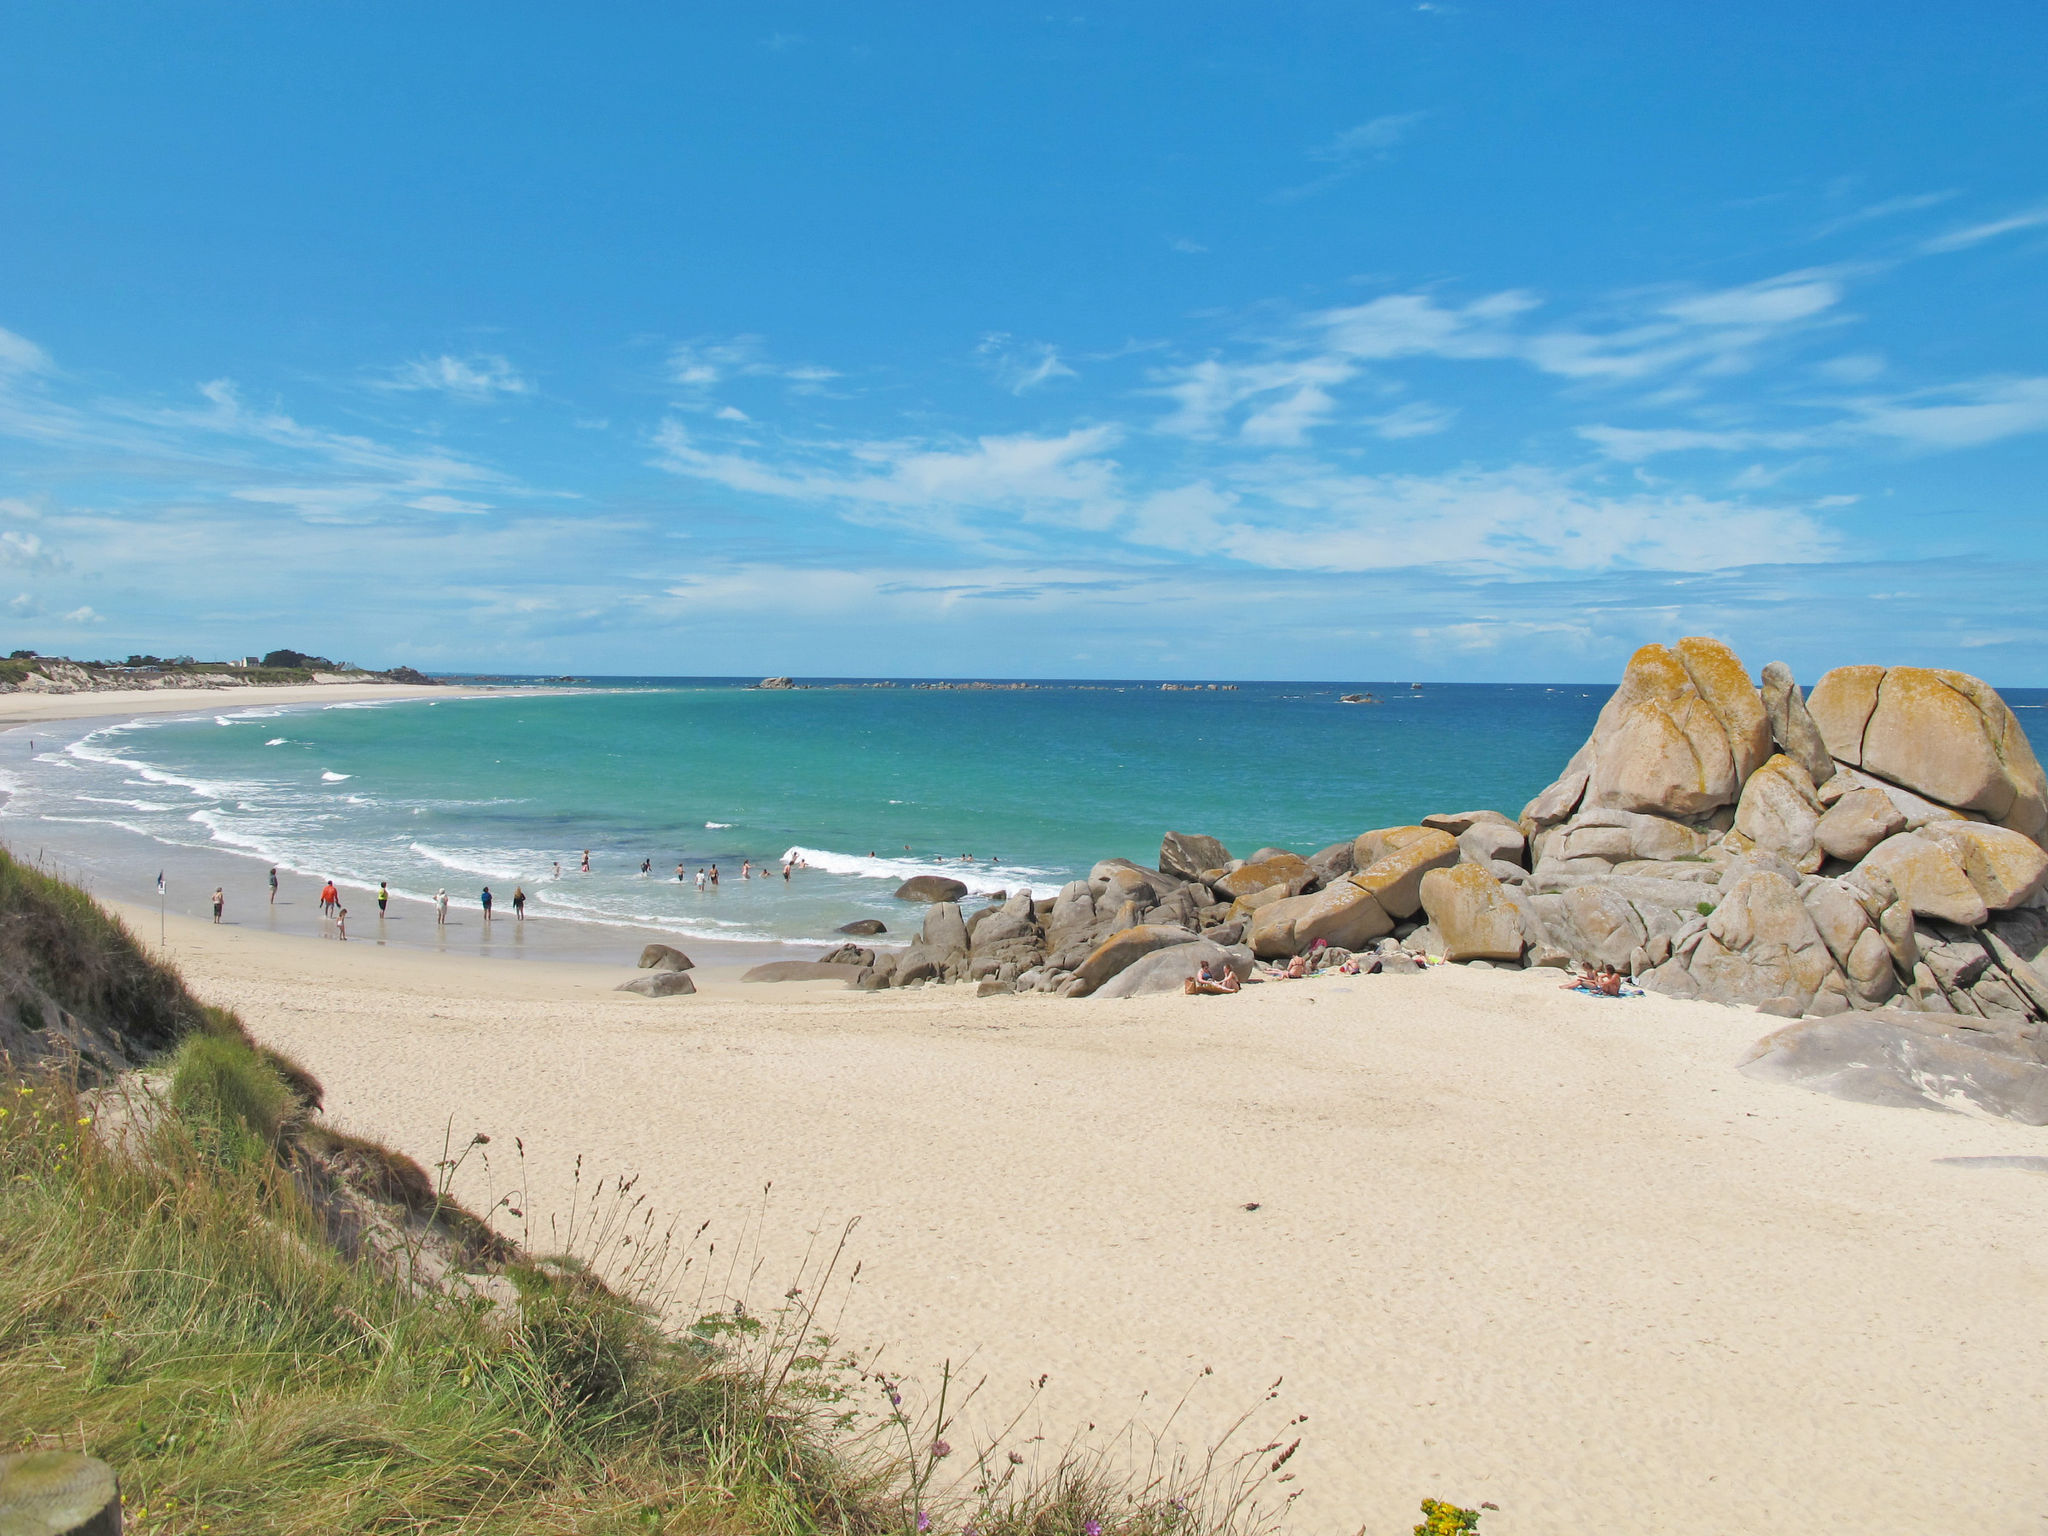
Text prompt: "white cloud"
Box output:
[[977, 335, 1078, 394], [1276, 112, 1426, 199], [0, 497, 39, 520], [1364, 401, 1457, 439], [1577, 424, 1817, 461], [1309, 113, 1425, 164], [407, 494, 493, 515], [1121, 463, 1839, 576], [1920, 204, 2048, 254], [384, 353, 531, 398], [669, 338, 839, 392], [654, 420, 1127, 532], [1167, 237, 1208, 255], [1152, 356, 1357, 439], [1847, 376, 2048, 449], [7, 593, 35, 616], [0, 326, 52, 375], [1661, 274, 1841, 328], [1811, 190, 1957, 239], [0, 530, 60, 569], [1816, 352, 1885, 383], [59, 605, 100, 624]]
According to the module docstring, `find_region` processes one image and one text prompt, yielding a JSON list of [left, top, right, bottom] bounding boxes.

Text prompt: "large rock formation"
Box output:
[[801, 636, 2048, 1126], [1807, 665, 2048, 839]]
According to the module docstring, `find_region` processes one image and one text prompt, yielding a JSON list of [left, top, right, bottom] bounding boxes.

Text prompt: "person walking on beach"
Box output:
[[436, 888, 449, 924], [336, 907, 348, 941], [480, 886, 493, 920], [377, 881, 389, 917], [268, 866, 278, 904], [211, 886, 224, 923], [512, 886, 526, 921]]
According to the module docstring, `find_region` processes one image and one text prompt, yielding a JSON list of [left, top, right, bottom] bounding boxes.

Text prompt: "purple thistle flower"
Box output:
[[916, 1513, 931, 1532], [1085, 1522, 1102, 1536], [932, 1439, 952, 1458]]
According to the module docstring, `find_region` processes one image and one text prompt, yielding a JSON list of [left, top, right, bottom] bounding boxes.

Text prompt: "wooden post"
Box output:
[[0, 1451, 121, 1535]]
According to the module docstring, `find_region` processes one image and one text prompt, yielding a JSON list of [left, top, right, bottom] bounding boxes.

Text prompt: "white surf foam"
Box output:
[[320, 771, 351, 782], [779, 845, 1061, 898]]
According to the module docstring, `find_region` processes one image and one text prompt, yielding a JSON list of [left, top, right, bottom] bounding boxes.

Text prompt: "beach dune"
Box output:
[[135, 904, 2048, 1536]]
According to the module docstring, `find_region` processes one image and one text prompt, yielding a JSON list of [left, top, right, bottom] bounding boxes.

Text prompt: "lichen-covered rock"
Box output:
[[1814, 786, 1908, 863], [1733, 753, 1824, 871], [1418, 863, 1526, 962], [1070, 924, 1197, 995], [1092, 939, 1255, 998], [1159, 831, 1231, 882], [1759, 661, 1835, 788], [1854, 833, 1990, 927], [1557, 885, 1649, 969], [1540, 638, 1771, 821], [1291, 880, 1395, 951], [1211, 852, 1312, 902], [1247, 893, 1319, 958], [1808, 665, 2048, 840], [1920, 822, 2048, 912], [1456, 820, 1526, 867], [1349, 825, 1440, 872], [1687, 870, 1842, 1010], [1421, 809, 1518, 837], [1349, 828, 1459, 920]]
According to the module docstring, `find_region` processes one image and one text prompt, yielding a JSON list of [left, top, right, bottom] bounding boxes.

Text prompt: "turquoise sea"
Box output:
[[7, 678, 2044, 958]]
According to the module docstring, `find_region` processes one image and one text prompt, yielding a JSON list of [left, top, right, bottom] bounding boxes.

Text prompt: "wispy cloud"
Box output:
[[1811, 190, 1957, 240], [1920, 203, 2048, 254], [1847, 375, 2048, 449], [382, 353, 531, 397], [976, 335, 1078, 394], [1276, 112, 1425, 200], [669, 337, 840, 394]]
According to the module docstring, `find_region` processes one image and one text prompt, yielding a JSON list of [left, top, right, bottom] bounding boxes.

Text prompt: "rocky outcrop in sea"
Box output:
[[839, 639, 2048, 1119]]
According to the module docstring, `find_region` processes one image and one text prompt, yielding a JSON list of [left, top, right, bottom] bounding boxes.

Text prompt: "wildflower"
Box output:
[[1085, 1522, 1102, 1536], [931, 1439, 951, 1459], [916, 1513, 931, 1532], [1008, 1450, 1025, 1466]]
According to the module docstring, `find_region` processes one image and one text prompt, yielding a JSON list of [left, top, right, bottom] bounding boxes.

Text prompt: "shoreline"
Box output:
[[0, 679, 508, 728], [0, 683, 830, 970], [142, 899, 2048, 1535]]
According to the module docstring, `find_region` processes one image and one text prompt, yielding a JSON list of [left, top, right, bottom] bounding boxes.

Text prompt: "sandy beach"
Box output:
[[0, 681, 512, 728], [121, 899, 2048, 1536]]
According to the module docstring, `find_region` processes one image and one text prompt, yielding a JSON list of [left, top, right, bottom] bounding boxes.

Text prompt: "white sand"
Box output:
[[0, 681, 505, 727], [128, 903, 2048, 1535]]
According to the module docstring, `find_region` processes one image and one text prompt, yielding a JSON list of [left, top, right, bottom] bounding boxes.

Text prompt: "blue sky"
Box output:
[[2, 4, 2045, 682]]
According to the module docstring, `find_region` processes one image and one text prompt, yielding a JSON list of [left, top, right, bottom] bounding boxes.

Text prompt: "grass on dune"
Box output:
[[0, 845, 1481, 1534]]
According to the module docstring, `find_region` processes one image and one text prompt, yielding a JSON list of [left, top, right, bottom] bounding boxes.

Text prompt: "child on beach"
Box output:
[[436, 889, 448, 924], [211, 886, 224, 923], [513, 886, 526, 920], [377, 881, 388, 917], [480, 886, 493, 919], [268, 867, 278, 904], [336, 908, 348, 941]]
